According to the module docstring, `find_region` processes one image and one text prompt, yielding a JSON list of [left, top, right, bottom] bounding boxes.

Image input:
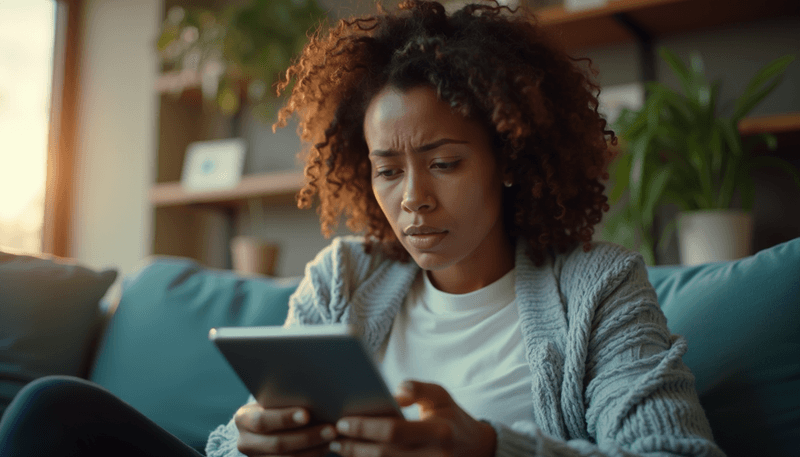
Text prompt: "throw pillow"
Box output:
[[88, 256, 300, 451], [648, 237, 800, 457], [0, 251, 117, 417]]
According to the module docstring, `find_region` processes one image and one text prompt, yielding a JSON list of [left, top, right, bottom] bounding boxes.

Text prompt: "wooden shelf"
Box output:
[[738, 112, 800, 136], [739, 112, 800, 157], [150, 170, 304, 208], [535, 0, 800, 52]]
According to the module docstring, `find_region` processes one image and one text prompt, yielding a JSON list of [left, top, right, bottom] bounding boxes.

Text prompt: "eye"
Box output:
[[375, 168, 401, 178], [432, 160, 460, 170]]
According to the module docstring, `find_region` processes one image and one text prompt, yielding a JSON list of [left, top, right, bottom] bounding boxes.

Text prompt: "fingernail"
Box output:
[[329, 441, 342, 452], [336, 420, 349, 433], [321, 425, 336, 440], [293, 409, 308, 425]]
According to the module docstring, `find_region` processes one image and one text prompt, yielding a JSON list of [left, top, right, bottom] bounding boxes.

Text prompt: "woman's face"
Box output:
[[363, 85, 513, 293]]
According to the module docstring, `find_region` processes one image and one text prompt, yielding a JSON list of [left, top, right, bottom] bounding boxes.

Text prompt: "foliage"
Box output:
[[156, 0, 327, 119], [603, 47, 798, 264]]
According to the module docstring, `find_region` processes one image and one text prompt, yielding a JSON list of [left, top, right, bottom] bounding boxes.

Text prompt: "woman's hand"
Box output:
[[329, 380, 497, 457], [234, 403, 337, 457]]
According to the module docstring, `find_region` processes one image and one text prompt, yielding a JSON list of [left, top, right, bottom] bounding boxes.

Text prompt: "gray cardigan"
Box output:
[[206, 236, 724, 457]]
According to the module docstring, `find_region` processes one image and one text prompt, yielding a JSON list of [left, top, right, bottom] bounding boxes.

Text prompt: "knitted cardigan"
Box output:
[[206, 236, 724, 457]]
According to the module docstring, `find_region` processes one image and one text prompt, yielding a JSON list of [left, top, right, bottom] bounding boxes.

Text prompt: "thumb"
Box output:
[[394, 380, 455, 412]]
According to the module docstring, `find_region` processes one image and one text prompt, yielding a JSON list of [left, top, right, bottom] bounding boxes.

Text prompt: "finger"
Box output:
[[237, 423, 337, 455], [235, 404, 310, 434], [330, 439, 448, 457], [398, 380, 455, 412], [336, 417, 452, 447]]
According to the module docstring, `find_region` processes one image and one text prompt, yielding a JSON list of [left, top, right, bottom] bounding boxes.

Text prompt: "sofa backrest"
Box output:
[[648, 237, 800, 457], [88, 256, 299, 452]]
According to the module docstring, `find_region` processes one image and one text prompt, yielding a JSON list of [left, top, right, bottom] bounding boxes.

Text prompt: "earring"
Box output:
[[504, 180, 513, 187]]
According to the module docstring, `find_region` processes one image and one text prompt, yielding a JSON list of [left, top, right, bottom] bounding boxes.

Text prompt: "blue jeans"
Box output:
[[0, 376, 204, 457]]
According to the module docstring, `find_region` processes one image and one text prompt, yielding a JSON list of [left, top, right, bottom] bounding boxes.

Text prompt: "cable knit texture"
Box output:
[[206, 236, 724, 457]]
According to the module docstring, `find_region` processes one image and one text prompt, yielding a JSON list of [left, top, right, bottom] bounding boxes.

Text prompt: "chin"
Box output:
[[407, 250, 456, 271]]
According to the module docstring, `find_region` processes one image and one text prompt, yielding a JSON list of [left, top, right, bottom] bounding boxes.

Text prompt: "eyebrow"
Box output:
[[368, 138, 469, 157]]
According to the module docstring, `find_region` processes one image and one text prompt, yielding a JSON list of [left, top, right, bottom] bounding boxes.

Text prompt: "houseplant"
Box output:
[[603, 47, 798, 265], [156, 0, 327, 119]]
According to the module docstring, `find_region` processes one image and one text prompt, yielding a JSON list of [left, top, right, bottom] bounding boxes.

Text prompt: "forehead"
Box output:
[[363, 85, 470, 143]]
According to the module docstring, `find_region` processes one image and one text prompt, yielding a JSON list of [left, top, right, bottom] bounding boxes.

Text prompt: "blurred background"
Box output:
[[1, 0, 799, 302]]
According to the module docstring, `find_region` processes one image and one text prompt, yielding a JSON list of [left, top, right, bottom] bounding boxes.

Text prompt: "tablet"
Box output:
[[209, 324, 403, 424]]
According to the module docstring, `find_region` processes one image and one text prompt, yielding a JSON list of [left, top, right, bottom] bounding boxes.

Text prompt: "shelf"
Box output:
[[738, 112, 800, 136], [536, 0, 800, 52], [739, 112, 800, 157], [150, 170, 305, 208]]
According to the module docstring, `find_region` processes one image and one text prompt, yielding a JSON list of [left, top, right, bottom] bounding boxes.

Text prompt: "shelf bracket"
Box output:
[[612, 12, 656, 84], [612, 12, 661, 262]]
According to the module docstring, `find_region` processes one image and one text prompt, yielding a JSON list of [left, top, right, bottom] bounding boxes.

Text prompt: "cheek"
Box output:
[[372, 184, 402, 225], [447, 173, 502, 220]]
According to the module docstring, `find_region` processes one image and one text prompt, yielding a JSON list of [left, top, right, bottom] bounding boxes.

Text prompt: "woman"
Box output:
[[0, 2, 721, 457], [207, 1, 722, 457]]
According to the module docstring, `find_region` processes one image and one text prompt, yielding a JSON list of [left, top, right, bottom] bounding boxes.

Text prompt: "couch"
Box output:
[[1, 237, 798, 456]]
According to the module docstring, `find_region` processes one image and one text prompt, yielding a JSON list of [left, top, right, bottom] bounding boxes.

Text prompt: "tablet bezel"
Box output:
[[209, 324, 403, 424]]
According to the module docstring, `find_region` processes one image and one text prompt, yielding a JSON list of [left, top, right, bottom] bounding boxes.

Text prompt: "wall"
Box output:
[[70, 0, 161, 301]]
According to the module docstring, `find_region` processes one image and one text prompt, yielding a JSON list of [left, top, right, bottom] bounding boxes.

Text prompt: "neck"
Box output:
[[427, 230, 515, 295]]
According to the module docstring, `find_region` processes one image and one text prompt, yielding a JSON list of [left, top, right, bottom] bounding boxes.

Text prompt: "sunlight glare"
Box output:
[[0, 0, 56, 252]]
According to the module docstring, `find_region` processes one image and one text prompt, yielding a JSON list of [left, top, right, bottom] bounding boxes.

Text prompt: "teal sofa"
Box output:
[[1, 237, 798, 456]]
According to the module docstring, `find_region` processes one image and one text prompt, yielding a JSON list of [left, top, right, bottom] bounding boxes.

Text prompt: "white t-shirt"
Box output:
[[376, 268, 534, 427]]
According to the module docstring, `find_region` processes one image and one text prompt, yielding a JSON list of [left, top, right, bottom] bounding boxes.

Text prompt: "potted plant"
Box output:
[[603, 47, 798, 265], [156, 0, 327, 119]]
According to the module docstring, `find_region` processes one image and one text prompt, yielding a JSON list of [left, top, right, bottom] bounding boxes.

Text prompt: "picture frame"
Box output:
[[181, 138, 246, 192]]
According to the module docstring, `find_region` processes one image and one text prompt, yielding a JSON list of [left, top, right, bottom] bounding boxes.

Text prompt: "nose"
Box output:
[[401, 172, 435, 213]]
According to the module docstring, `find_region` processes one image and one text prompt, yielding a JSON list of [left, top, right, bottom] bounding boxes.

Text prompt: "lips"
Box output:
[[403, 225, 447, 236], [403, 225, 448, 250]]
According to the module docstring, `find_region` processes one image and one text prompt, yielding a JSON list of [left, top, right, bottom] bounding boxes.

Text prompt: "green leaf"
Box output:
[[608, 153, 633, 204], [659, 47, 693, 96], [628, 131, 654, 211], [642, 166, 672, 228], [733, 55, 795, 121], [733, 77, 784, 122], [742, 132, 778, 154]]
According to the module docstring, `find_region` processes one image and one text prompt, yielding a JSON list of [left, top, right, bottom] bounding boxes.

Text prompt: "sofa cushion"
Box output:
[[647, 237, 800, 457], [0, 251, 117, 417], [88, 256, 300, 451]]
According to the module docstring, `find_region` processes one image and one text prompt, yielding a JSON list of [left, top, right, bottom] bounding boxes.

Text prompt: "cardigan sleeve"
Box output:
[[205, 396, 256, 457], [484, 253, 725, 457]]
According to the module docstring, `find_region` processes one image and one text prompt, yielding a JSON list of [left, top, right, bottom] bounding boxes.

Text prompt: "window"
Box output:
[[0, 0, 57, 254]]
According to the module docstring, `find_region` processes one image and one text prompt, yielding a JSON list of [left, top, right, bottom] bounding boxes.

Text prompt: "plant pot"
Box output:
[[677, 210, 753, 266], [230, 236, 278, 276]]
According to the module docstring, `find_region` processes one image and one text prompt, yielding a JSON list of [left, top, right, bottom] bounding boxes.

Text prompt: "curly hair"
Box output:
[[274, 0, 617, 266]]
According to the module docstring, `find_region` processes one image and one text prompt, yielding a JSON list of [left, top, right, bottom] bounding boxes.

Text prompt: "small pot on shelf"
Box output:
[[230, 236, 279, 276], [677, 210, 753, 266]]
